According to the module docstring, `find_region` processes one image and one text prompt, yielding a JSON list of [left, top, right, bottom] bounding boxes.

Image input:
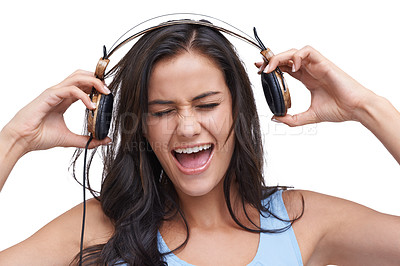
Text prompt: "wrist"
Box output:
[[0, 125, 30, 191], [0, 124, 29, 160], [354, 91, 396, 131], [354, 90, 383, 124], [353, 91, 400, 164]]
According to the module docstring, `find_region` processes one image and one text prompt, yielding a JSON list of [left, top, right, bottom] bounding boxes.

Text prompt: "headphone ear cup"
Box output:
[[88, 92, 114, 140], [94, 93, 114, 140], [261, 71, 288, 116]]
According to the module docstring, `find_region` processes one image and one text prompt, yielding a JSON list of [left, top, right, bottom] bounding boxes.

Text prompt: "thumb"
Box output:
[[63, 133, 112, 149], [272, 110, 318, 127]]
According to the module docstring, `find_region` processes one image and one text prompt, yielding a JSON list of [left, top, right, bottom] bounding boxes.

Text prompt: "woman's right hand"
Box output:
[[2, 70, 111, 154]]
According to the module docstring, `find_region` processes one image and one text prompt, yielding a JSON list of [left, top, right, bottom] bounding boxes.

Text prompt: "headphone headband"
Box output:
[[105, 19, 263, 59], [95, 18, 274, 80]]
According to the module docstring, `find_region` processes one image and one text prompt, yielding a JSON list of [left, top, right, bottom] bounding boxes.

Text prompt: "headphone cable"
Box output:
[[80, 134, 93, 266]]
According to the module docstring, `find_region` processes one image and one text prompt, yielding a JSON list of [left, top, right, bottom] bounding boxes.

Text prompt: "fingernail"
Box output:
[[264, 64, 271, 73], [271, 117, 283, 123], [292, 63, 296, 72], [258, 65, 265, 74], [91, 102, 97, 109], [104, 85, 111, 94]]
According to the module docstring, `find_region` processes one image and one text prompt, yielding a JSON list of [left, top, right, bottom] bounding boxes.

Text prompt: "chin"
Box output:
[[172, 173, 225, 198]]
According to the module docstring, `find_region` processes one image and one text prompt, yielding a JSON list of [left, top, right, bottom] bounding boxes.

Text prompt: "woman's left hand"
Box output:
[[255, 46, 377, 127]]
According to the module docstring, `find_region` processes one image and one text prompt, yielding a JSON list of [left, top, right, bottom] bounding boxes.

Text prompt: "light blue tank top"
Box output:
[[158, 190, 303, 265]]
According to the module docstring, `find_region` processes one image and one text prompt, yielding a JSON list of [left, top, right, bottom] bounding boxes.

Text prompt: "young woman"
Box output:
[[0, 23, 399, 265]]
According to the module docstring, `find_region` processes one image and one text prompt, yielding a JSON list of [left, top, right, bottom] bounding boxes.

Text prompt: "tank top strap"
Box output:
[[248, 189, 303, 265]]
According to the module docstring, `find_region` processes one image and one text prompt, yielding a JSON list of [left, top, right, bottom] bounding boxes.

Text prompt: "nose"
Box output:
[[176, 111, 201, 138]]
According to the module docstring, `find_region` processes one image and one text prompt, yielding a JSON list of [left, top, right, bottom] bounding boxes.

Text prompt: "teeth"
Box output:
[[174, 144, 212, 154]]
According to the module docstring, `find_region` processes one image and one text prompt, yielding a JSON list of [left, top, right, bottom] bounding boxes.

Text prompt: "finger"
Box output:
[[275, 46, 327, 74], [271, 110, 318, 127], [54, 95, 85, 114], [61, 70, 111, 95], [264, 49, 298, 73], [254, 61, 267, 74], [254, 62, 263, 68], [278, 65, 303, 80], [291, 47, 313, 73], [294, 45, 326, 65], [48, 86, 97, 113], [63, 134, 112, 149]]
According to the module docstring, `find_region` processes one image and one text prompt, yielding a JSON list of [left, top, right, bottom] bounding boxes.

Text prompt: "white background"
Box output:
[[1, 0, 399, 255]]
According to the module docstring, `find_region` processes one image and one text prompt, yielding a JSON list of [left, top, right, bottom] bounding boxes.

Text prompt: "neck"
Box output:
[[174, 178, 253, 230]]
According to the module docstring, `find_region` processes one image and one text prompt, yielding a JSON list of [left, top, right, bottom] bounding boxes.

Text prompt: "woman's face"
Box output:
[[146, 51, 235, 197]]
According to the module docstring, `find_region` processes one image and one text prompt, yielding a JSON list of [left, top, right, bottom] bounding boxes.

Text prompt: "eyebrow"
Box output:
[[148, 91, 221, 105]]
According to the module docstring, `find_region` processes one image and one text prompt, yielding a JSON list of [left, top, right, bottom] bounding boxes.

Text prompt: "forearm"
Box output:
[[0, 126, 27, 191], [355, 93, 400, 164]]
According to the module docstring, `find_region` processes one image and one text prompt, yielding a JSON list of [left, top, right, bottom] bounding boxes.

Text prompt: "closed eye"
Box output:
[[151, 103, 220, 117], [197, 103, 220, 109], [151, 109, 174, 117]]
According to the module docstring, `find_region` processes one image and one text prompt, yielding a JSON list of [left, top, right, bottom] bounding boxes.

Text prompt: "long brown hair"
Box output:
[[71, 22, 303, 265]]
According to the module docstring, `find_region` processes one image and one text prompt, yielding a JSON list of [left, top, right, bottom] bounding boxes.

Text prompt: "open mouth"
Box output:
[[172, 144, 214, 174]]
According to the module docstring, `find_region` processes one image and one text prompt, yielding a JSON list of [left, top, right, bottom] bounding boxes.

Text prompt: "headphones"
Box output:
[[87, 18, 291, 140]]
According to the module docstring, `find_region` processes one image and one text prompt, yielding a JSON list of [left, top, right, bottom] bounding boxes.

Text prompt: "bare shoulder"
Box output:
[[81, 198, 115, 246], [0, 198, 114, 265], [282, 189, 400, 265], [282, 189, 382, 224], [281, 189, 361, 264], [281, 189, 372, 244], [282, 189, 352, 220]]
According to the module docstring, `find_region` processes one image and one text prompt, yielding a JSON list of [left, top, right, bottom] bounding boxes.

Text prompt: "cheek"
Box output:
[[146, 115, 175, 134], [146, 116, 177, 148], [200, 105, 233, 139]]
